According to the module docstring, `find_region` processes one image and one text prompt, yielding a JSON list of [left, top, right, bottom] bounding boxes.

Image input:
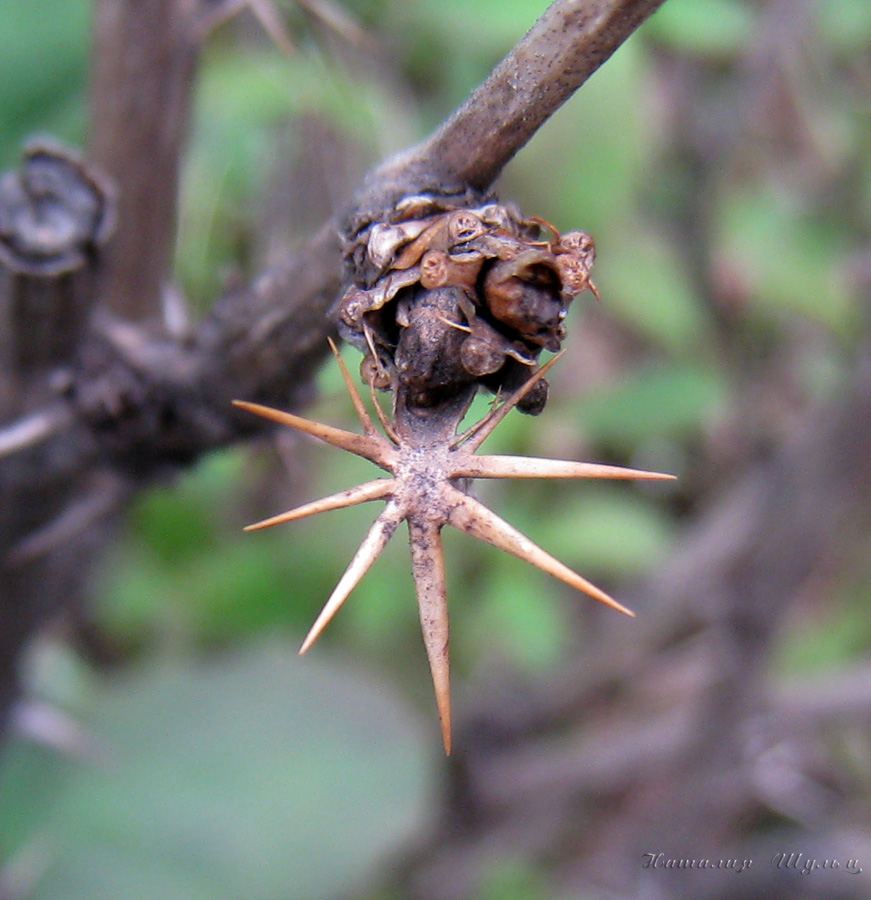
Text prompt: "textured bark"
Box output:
[[0, 143, 119, 733], [89, 0, 198, 320]]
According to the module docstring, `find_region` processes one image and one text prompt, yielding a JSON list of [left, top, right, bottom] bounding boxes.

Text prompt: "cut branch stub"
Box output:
[[0, 141, 115, 378], [0, 140, 114, 276]]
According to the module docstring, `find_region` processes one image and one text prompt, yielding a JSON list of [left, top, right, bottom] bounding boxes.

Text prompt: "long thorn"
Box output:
[[328, 337, 378, 437], [244, 479, 394, 531], [408, 518, 452, 755], [454, 455, 676, 481], [232, 399, 395, 469], [445, 486, 634, 617], [299, 503, 404, 654]]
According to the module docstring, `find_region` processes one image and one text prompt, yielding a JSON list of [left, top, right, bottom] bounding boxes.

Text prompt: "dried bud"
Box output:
[[474, 203, 514, 232], [339, 286, 372, 327], [482, 250, 565, 349], [419, 248, 483, 291], [360, 354, 392, 389], [446, 210, 485, 246], [420, 250, 450, 289], [556, 230, 595, 261], [394, 194, 441, 219], [555, 252, 593, 295], [367, 224, 404, 269], [461, 334, 505, 376], [518, 377, 548, 415]]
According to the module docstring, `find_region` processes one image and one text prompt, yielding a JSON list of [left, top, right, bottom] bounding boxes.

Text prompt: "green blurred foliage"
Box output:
[[0, 0, 90, 167], [0, 643, 431, 900], [2, 0, 870, 895]]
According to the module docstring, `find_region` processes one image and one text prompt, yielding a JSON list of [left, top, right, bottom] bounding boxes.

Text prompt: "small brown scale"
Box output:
[[235, 194, 673, 754]]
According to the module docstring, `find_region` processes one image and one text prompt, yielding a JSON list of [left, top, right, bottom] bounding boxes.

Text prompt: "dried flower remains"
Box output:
[[235, 196, 674, 754]]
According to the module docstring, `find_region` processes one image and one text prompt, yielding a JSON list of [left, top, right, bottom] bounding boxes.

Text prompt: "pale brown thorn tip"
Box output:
[[243, 479, 394, 531], [232, 399, 395, 469], [454, 455, 676, 481], [299, 503, 405, 655], [328, 338, 378, 437], [408, 519, 452, 755], [445, 486, 634, 617]]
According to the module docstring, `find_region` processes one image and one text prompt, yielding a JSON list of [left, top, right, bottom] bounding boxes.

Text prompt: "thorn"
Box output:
[[328, 338, 378, 438], [362, 319, 390, 388], [197, 0, 296, 55], [408, 519, 452, 755], [454, 455, 676, 481], [232, 399, 396, 469], [367, 377, 400, 445], [445, 486, 634, 617], [244, 479, 394, 531], [299, 503, 404, 654]]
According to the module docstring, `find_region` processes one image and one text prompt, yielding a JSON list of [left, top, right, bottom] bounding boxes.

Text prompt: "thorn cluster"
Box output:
[[234, 342, 674, 754]]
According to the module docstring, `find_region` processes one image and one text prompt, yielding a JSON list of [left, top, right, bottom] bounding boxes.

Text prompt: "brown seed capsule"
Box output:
[[461, 334, 504, 377], [555, 252, 593, 296], [556, 230, 596, 260], [419, 249, 483, 291], [360, 354, 392, 389], [458, 314, 533, 377], [420, 250, 451, 290], [482, 250, 565, 350]]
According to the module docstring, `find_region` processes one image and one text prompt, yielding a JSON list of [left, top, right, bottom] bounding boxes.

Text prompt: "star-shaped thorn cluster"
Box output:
[[234, 341, 674, 754]]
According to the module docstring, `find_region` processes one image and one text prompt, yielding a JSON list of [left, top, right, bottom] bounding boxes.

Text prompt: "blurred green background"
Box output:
[[1, 0, 869, 897]]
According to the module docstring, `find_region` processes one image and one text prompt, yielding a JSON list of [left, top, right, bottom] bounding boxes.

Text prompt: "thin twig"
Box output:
[[354, 0, 667, 213], [5, 473, 125, 568]]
